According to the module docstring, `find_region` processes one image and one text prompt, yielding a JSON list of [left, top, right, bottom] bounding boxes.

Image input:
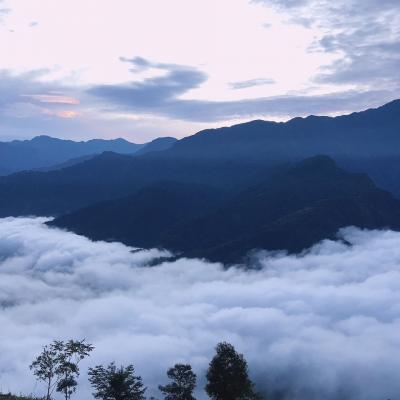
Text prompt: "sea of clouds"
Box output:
[[1, 217, 400, 399]]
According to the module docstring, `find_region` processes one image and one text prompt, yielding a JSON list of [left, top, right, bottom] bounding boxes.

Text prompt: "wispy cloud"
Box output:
[[43, 109, 81, 119], [254, 0, 400, 91], [21, 94, 80, 105], [0, 0, 10, 23], [230, 78, 275, 89], [0, 0, 398, 140], [0, 60, 397, 140]]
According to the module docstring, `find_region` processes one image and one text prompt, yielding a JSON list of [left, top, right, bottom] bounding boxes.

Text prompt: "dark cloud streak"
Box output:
[[90, 60, 207, 108], [230, 78, 275, 89], [89, 58, 396, 122]]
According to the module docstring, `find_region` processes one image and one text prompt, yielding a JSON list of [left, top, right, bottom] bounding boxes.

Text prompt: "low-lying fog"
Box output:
[[1, 217, 400, 400]]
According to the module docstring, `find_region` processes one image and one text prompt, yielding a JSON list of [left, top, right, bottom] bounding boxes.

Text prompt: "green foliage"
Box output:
[[55, 340, 94, 400], [29, 341, 64, 400], [29, 339, 93, 400], [88, 362, 146, 400], [159, 364, 196, 400], [205, 342, 262, 400]]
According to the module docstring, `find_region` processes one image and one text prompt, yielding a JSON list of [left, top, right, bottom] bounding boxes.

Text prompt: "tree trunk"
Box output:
[[47, 377, 51, 400]]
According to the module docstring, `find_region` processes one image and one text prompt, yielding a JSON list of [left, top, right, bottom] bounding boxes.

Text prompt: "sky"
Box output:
[[0, 0, 399, 142], [2, 217, 400, 400]]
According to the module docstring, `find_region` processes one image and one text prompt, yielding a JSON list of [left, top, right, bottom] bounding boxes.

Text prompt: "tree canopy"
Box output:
[[88, 362, 146, 400], [205, 342, 261, 400], [159, 363, 196, 400]]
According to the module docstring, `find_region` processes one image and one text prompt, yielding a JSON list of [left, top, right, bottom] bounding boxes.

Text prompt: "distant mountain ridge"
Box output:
[[0, 135, 177, 175], [0, 99, 400, 217], [153, 99, 400, 196], [0, 135, 142, 175], [168, 99, 400, 161], [1, 99, 400, 261], [150, 98, 397, 199], [35, 137, 178, 172]]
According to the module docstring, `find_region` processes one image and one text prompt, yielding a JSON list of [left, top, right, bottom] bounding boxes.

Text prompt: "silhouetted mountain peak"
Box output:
[[234, 119, 279, 129], [295, 155, 338, 171], [148, 136, 177, 144], [30, 135, 62, 143], [87, 137, 131, 145]]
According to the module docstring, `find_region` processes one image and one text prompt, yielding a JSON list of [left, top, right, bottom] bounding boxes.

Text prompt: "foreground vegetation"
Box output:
[[3, 340, 263, 400], [0, 394, 42, 400]]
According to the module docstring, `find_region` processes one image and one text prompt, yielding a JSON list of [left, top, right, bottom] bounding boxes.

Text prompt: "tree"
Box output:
[[30, 341, 64, 400], [205, 342, 261, 400], [30, 339, 93, 400], [88, 362, 146, 400], [56, 340, 94, 400], [159, 364, 196, 400]]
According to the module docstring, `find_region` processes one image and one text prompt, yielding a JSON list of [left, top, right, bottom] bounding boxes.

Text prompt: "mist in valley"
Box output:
[[1, 217, 399, 400]]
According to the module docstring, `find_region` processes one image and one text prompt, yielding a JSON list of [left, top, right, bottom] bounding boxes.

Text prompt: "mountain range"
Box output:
[[1, 99, 400, 262], [50, 156, 400, 263], [0, 135, 177, 175]]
